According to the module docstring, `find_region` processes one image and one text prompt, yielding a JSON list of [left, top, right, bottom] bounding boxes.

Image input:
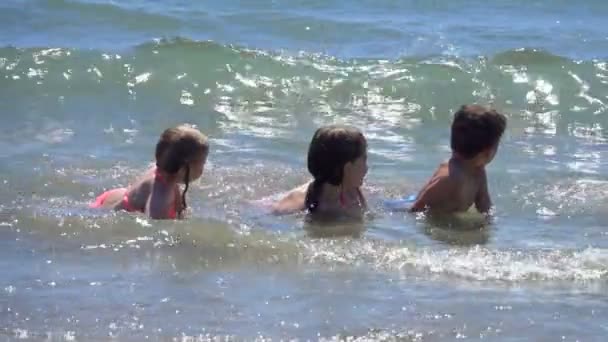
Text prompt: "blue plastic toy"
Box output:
[[383, 194, 417, 210]]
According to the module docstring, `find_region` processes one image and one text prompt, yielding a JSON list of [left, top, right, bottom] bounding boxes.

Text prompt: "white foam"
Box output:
[[134, 72, 151, 84], [180, 90, 194, 106], [526, 79, 559, 106], [13, 329, 29, 339], [88, 66, 103, 79], [235, 73, 258, 88], [513, 71, 529, 83], [135, 217, 152, 227], [304, 240, 608, 282]]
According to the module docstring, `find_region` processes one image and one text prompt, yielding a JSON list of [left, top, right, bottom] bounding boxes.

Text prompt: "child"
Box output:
[[90, 124, 209, 219], [272, 125, 368, 216], [410, 105, 506, 214]]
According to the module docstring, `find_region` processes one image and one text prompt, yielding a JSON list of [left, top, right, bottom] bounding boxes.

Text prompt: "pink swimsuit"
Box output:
[[90, 169, 177, 219], [339, 188, 366, 209]]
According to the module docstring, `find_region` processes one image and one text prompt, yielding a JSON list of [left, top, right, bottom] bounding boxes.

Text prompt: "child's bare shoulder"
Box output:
[[421, 163, 458, 195], [425, 162, 452, 183], [272, 182, 309, 214]]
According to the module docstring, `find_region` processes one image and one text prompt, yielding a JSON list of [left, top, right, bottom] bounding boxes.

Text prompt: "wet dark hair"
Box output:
[[155, 124, 209, 216], [304, 125, 367, 212], [450, 105, 507, 159]]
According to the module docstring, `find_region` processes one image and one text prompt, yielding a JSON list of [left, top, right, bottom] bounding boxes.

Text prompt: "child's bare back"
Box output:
[[411, 158, 490, 213]]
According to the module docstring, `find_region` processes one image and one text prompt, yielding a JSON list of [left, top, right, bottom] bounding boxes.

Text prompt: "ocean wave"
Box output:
[[6, 180, 608, 284], [303, 239, 608, 282], [2, 40, 606, 138]]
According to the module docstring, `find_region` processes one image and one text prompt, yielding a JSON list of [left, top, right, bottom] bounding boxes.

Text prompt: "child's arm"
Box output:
[[474, 169, 492, 213]]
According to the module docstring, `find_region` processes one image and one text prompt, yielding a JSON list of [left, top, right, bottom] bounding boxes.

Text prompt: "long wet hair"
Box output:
[[304, 125, 367, 212], [155, 124, 209, 216]]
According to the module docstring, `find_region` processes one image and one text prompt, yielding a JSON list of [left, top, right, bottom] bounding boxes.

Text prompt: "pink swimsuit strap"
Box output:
[[154, 168, 166, 184], [339, 191, 346, 207], [339, 188, 365, 208]]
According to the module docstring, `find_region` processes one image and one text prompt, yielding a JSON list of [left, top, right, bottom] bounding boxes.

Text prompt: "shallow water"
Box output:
[[2, 0, 608, 340]]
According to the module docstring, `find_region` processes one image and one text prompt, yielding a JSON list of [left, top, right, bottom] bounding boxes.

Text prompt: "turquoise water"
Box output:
[[2, 0, 608, 340]]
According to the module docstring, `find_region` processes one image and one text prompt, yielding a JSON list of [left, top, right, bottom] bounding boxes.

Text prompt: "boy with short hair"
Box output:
[[411, 104, 507, 214]]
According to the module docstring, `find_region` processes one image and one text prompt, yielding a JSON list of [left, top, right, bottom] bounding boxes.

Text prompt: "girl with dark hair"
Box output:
[[272, 125, 368, 217]]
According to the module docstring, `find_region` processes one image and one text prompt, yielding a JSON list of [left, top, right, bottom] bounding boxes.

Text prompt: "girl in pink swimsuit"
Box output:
[[90, 124, 209, 220], [271, 125, 368, 217]]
